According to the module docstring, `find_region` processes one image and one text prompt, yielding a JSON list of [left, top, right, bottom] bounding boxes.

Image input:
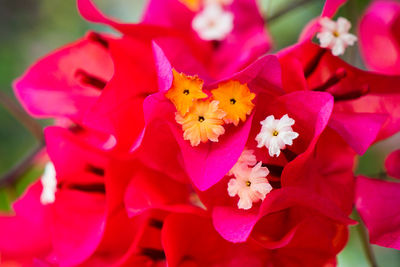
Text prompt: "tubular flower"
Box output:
[[316, 17, 358, 56], [175, 100, 226, 146], [165, 69, 208, 115], [192, 3, 234, 41], [228, 148, 257, 176], [211, 80, 255, 126], [227, 162, 272, 210], [255, 114, 299, 157]]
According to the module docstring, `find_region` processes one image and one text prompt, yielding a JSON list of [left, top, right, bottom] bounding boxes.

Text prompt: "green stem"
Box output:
[[266, 0, 314, 23], [0, 143, 45, 187], [354, 211, 379, 267], [0, 90, 44, 143]]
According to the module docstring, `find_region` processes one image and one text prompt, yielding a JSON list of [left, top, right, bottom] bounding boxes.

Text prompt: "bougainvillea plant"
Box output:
[[1, 0, 400, 266]]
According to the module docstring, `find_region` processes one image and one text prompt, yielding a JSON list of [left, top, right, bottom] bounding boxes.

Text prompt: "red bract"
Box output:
[[356, 176, 400, 250], [278, 41, 400, 155], [144, 44, 357, 261], [0, 126, 192, 266], [195, 89, 340, 238], [75, 0, 274, 154], [162, 210, 349, 267], [144, 45, 282, 191], [82, 36, 160, 153], [13, 32, 113, 124], [143, 0, 272, 79], [355, 150, 400, 250], [0, 126, 111, 266], [359, 0, 400, 74], [4, 0, 400, 265], [0, 182, 51, 264]]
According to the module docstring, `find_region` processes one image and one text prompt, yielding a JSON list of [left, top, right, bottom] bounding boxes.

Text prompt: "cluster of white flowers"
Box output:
[[228, 115, 299, 209]]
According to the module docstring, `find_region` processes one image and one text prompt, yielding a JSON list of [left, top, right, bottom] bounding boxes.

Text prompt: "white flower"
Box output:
[[255, 114, 299, 157], [228, 148, 257, 176], [192, 3, 234, 41], [316, 17, 358, 56], [40, 162, 57, 205], [227, 162, 272, 210]]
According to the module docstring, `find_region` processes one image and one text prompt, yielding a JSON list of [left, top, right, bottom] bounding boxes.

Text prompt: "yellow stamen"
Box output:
[[211, 80, 255, 126], [165, 69, 208, 116], [175, 100, 226, 146]]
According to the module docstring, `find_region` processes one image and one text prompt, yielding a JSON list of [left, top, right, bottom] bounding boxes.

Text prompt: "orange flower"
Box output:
[[165, 69, 208, 116], [211, 80, 255, 126], [178, 0, 201, 11], [175, 100, 226, 146]]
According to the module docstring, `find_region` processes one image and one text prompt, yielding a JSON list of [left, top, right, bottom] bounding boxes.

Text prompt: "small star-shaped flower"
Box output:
[[192, 3, 234, 41], [255, 114, 299, 157], [211, 80, 255, 126], [176, 100, 226, 146], [165, 69, 208, 116], [228, 162, 272, 210], [316, 17, 358, 56]]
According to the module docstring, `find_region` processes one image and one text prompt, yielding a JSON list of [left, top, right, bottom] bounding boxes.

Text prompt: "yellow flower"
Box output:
[[211, 80, 255, 126], [175, 100, 226, 146], [165, 69, 208, 116]]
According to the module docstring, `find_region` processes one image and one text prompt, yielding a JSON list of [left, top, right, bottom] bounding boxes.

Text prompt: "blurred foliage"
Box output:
[[0, 0, 399, 266]]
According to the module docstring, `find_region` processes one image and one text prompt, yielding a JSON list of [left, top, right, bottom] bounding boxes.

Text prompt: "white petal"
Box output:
[[279, 131, 299, 145], [277, 114, 295, 129], [227, 178, 239, 197], [341, 33, 358, 46], [336, 17, 351, 34], [260, 115, 275, 126], [317, 31, 335, 48], [268, 138, 281, 157], [252, 182, 272, 198], [331, 39, 345, 56], [237, 193, 253, 210], [319, 17, 337, 32]]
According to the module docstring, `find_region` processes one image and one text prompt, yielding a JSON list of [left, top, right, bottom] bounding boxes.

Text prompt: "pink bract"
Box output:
[[356, 175, 400, 250], [359, 0, 400, 74]]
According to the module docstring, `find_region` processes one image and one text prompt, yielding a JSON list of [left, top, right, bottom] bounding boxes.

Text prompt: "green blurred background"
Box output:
[[0, 0, 399, 266]]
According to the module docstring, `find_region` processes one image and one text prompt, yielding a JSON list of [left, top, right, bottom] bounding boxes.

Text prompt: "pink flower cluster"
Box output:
[[1, 0, 400, 266]]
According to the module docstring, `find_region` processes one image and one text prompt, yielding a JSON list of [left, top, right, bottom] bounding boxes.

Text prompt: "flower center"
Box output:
[[230, 98, 236, 105], [333, 31, 340, 37], [183, 89, 190, 95], [272, 130, 279, 136], [198, 116, 205, 122], [245, 181, 251, 187]]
